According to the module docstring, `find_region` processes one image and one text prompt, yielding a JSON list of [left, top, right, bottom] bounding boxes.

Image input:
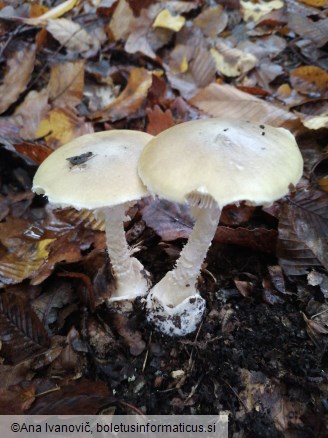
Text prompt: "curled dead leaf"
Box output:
[[0, 43, 36, 115], [91, 68, 153, 122]]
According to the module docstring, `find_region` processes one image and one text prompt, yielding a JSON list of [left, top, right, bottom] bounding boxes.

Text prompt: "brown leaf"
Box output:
[[0, 385, 35, 414], [268, 265, 287, 294], [14, 143, 53, 165], [193, 5, 228, 37], [48, 61, 85, 108], [290, 66, 328, 98], [0, 238, 55, 287], [108, 0, 135, 41], [146, 105, 175, 135], [111, 313, 146, 356], [125, 9, 157, 59], [166, 43, 216, 99], [27, 378, 112, 414], [214, 226, 278, 255], [141, 198, 194, 241], [13, 88, 50, 140], [46, 18, 99, 54], [234, 280, 253, 297], [0, 293, 50, 364], [30, 230, 86, 285], [278, 190, 328, 275], [91, 67, 153, 122], [0, 43, 36, 115], [288, 14, 328, 47], [189, 83, 298, 126]]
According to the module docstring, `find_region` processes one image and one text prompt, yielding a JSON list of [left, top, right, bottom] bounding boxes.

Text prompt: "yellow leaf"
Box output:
[[24, 0, 78, 25], [35, 108, 93, 148], [152, 9, 185, 32], [180, 56, 188, 73], [210, 44, 257, 77], [240, 0, 284, 22], [301, 114, 328, 130]]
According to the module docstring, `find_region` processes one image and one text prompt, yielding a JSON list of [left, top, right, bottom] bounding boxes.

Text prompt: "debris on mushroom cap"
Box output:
[[138, 118, 303, 209], [33, 130, 153, 210]]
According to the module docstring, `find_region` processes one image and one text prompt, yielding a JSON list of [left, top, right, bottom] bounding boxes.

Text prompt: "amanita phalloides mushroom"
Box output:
[[33, 130, 153, 305], [138, 118, 303, 336]]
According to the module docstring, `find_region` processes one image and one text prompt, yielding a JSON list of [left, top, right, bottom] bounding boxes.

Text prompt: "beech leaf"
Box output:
[[0, 44, 36, 115]]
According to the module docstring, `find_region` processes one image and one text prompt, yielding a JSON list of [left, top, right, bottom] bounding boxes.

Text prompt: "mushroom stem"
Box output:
[[98, 205, 148, 301], [155, 204, 221, 307]]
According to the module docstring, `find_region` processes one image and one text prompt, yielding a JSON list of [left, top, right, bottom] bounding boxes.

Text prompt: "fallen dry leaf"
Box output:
[[288, 14, 328, 47], [24, 0, 78, 25], [46, 18, 99, 54], [193, 5, 228, 37], [298, 0, 328, 7], [300, 113, 328, 130], [241, 0, 284, 22], [35, 107, 93, 148], [48, 61, 85, 108], [189, 83, 297, 126], [211, 42, 257, 77], [0, 238, 55, 287], [146, 105, 175, 135], [278, 191, 328, 275], [13, 88, 50, 140], [91, 67, 153, 122], [290, 66, 328, 98], [152, 9, 185, 32], [0, 43, 36, 115], [108, 0, 135, 41]]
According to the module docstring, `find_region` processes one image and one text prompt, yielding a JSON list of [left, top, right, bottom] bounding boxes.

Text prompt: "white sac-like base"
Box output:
[[146, 280, 206, 337], [108, 258, 149, 308]]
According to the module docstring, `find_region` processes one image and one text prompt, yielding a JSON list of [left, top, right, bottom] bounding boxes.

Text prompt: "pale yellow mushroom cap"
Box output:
[[33, 130, 153, 209], [138, 119, 303, 209]]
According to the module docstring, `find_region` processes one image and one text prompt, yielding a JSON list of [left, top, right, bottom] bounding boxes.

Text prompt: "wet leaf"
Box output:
[[91, 67, 153, 122], [0, 293, 50, 363], [278, 190, 328, 275], [0, 238, 55, 287], [0, 43, 36, 115], [27, 379, 112, 414], [48, 61, 85, 108], [190, 83, 297, 126], [214, 226, 278, 255]]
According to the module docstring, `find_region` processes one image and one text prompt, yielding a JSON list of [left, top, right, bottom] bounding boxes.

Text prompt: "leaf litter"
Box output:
[[0, 0, 327, 433]]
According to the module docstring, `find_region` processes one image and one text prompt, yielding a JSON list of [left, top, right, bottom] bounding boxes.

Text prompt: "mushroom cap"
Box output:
[[138, 119, 303, 208], [33, 130, 153, 209]]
